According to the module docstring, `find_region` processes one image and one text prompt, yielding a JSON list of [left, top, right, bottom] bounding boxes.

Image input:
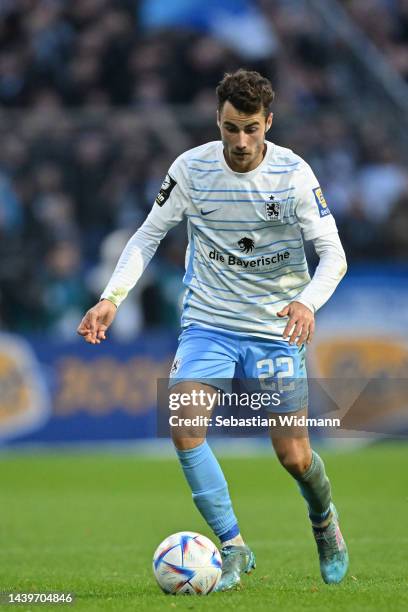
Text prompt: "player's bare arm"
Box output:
[[77, 299, 117, 345], [277, 301, 315, 346]]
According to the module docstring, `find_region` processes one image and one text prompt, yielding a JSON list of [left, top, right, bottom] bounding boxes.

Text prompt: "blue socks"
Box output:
[[295, 450, 331, 524], [176, 441, 239, 542], [176, 443, 330, 539]]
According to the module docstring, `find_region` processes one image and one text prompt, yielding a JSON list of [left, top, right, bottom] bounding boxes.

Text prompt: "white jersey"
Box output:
[[102, 140, 339, 339]]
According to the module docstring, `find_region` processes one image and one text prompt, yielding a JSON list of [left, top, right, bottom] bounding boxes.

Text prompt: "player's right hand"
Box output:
[[77, 299, 117, 345]]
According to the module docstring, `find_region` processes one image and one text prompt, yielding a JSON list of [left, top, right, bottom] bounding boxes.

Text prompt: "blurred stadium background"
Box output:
[[0, 0, 407, 446], [1, 2, 408, 609]]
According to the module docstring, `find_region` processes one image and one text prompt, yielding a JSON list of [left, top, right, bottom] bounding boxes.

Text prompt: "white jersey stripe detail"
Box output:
[[101, 140, 338, 339], [190, 187, 296, 194]]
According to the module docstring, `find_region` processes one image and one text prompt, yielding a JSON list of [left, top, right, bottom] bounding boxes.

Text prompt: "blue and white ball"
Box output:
[[153, 531, 222, 595]]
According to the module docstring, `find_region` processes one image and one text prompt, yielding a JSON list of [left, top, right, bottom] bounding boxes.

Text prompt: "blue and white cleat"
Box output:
[[214, 545, 256, 592], [313, 503, 349, 584]]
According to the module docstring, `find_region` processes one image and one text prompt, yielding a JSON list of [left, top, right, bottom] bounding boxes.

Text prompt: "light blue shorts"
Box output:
[[169, 324, 308, 414]]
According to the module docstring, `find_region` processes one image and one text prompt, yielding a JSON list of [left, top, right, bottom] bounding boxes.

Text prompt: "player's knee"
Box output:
[[171, 431, 206, 451], [276, 446, 311, 477]]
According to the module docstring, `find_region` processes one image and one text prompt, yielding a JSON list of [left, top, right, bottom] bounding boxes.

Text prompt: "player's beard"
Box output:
[[225, 139, 266, 172]]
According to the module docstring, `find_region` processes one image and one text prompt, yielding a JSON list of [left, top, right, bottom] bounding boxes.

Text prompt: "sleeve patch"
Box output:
[[155, 174, 177, 207], [313, 187, 331, 217]]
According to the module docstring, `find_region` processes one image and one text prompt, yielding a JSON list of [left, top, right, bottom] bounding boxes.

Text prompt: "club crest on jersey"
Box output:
[[155, 173, 177, 207], [313, 186, 331, 217], [265, 195, 281, 220], [238, 237, 255, 253]]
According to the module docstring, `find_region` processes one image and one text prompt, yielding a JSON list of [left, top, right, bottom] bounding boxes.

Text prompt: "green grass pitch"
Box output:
[[0, 443, 407, 611]]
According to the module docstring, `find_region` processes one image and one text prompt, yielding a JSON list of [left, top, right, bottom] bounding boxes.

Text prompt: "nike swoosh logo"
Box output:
[[200, 208, 219, 216]]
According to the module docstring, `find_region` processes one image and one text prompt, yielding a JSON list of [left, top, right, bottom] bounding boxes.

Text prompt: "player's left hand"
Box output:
[[277, 301, 314, 346]]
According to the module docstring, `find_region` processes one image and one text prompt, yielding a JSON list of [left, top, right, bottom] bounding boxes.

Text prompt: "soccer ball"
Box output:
[[152, 531, 222, 595]]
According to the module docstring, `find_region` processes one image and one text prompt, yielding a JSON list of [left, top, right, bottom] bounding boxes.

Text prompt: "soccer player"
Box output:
[[77, 70, 349, 591]]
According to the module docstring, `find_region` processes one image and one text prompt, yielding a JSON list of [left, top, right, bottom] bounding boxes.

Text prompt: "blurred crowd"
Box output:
[[345, 0, 408, 82], [0, 0, 407, 337]]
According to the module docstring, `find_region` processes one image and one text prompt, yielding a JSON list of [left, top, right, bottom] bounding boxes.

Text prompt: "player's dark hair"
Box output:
[[216, 69, 275, 116]]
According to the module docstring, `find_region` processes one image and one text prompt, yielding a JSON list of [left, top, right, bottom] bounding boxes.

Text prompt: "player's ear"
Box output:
[[265, 112, 273, 133], [216, 109, 220, 128]]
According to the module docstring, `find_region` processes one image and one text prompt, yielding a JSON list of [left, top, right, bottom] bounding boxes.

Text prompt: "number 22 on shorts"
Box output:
[[256, 357, 295, 392]]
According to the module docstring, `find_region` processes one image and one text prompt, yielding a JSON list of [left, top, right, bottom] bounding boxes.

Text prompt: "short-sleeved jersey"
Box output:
[[129, 140, 337, 339]]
